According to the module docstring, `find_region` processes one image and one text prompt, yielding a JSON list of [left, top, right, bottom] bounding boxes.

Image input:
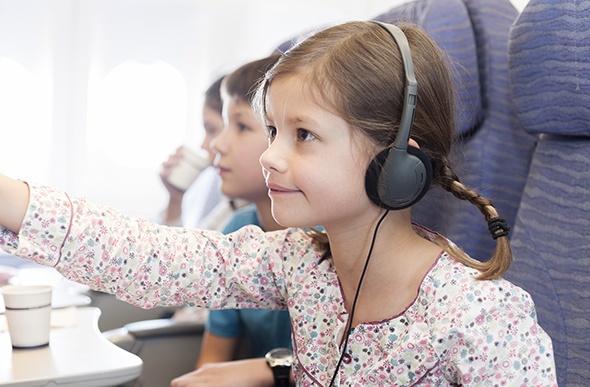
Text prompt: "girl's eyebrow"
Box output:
[[282, 115, 318, 127]]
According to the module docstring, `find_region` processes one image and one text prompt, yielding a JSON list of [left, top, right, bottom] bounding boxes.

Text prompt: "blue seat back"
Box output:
[[374, 0, 480, 244], [504, 1, 590, 385], [376, 0, 536, 261]]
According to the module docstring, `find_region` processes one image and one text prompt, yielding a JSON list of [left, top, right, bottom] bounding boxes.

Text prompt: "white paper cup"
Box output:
[[1, 284, 53, 349], [167, 148, 209, 191]]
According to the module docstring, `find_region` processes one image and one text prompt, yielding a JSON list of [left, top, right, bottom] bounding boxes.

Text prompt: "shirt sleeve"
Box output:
[[206, 309, 242, 338], [0, 183, 313, 311]]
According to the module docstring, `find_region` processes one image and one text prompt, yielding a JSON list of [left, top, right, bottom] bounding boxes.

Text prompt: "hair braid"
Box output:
[[436, 163, 512, 280]]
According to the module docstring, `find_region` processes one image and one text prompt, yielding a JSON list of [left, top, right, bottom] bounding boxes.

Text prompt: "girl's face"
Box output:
[[201, 104, 224, 164], [211, 98, 268, 203], [260, 75, 377, 230]]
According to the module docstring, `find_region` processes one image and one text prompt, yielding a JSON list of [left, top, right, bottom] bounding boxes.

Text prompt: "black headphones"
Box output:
[[365, 22, 432, 211]]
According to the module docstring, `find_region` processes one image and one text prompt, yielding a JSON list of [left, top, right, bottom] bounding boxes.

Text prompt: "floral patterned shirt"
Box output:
[[0, 183, 557, 386]]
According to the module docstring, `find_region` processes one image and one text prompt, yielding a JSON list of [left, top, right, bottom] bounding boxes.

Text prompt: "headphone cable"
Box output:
[[327, 210, 389, 387]]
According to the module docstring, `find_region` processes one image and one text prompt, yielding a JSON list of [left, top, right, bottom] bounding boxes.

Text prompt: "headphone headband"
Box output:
[[373, 22, 418, 151]]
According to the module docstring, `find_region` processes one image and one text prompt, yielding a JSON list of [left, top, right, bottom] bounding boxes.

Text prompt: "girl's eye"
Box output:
[[266, 126, 277, 142], [238, 123, 250, 132], [297, 128, 316, 142]]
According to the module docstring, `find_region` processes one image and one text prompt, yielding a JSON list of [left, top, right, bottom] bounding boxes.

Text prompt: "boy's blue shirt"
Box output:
[[205, 204, 293, 357]]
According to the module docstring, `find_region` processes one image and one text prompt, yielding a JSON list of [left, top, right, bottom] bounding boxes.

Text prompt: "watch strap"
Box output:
[[271, 365, 291, 387]]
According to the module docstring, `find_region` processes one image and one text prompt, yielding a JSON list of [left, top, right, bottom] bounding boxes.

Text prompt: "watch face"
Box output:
[[266, 347, 294, 367]]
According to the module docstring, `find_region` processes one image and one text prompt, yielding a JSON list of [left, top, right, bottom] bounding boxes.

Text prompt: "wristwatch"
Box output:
[[265, 347, 293, 387]]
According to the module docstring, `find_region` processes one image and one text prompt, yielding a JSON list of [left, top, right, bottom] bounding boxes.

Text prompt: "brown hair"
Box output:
[[223, 54, 281, 106], [204, 75, 224, 114], [254, 21, 511, 280]]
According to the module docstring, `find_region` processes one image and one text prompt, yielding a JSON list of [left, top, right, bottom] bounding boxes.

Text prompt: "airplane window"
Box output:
[[0, 57, 52, 183], [86, 60, 187, 169]]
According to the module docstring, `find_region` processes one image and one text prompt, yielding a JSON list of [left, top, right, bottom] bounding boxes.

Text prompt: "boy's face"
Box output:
[[201, 104, 224, 164], [211, 98, 268, 203]]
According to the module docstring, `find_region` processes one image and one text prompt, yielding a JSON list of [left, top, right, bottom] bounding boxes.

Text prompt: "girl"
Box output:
[[0, 21, 556, 386]]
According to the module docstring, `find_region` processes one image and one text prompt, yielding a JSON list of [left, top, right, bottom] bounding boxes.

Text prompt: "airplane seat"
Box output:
[[104, 314, 253, 387], [104, 318, 206, 387], [373, 0, 480, 253], [452, 0, 537, 260], [376, 0, 536, 261], [502, 1, 590, 385]]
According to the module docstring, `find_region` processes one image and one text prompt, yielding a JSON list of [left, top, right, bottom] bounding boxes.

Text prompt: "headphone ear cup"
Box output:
[[365, 148, 390, 208], [365, 145, 432, 210], [404, 145, 432, 203]]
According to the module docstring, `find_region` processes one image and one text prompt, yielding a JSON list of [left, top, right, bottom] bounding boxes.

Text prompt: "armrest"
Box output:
[[103, 318, 206, 387], [123, 318, 205, 339], [102, 327, 136, 353]]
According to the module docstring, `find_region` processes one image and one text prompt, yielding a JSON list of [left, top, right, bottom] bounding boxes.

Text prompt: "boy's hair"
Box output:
[[204, 75, 224, 114], [254, 21, 511, 280], [222, 54, 281, 106]]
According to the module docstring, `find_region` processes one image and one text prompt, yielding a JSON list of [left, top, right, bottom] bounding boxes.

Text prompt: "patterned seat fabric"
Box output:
[[504, 1, 590, 385]]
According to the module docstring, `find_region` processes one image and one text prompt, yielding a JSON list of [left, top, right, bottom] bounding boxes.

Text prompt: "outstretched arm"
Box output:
[[0, 179, 298, 312], [0, 174, 29, 233]]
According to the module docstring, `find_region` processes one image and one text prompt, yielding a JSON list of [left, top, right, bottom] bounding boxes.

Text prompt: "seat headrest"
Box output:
[[509, 0, 590, 137], [374, 0, 481, 137]]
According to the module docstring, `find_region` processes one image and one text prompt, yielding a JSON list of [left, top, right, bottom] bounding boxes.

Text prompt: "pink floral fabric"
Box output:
[[0, 183, 557, 386]]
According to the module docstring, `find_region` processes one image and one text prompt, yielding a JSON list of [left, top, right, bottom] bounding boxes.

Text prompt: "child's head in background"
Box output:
[[211, 55, 281, 208], [201, 76, 225, 164]]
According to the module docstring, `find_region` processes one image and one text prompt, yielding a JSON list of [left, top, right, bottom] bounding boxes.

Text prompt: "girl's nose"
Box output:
[[259, 140, 286, 173]]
